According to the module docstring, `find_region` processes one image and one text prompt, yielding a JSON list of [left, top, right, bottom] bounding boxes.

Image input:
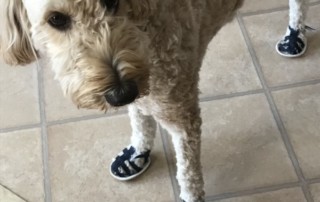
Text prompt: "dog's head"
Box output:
[[0, 0, 155, 110]]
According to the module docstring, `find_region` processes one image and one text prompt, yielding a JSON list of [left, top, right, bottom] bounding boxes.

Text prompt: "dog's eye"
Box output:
[[48, 12, 71, 31], [101, 0, 119, 12]]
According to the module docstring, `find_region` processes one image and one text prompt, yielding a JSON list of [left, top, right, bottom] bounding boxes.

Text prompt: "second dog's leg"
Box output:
[[110, 104, 156, 180], [289, 0, 307, 30], [276, 0, 308, 57], [157, 105, 205, 202]]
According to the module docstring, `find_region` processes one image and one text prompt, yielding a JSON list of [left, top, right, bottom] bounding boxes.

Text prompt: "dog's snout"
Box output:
[[105, 80, 139, 107]]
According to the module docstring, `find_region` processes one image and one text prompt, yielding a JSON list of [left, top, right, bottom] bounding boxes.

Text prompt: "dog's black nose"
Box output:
[[105, 80, 139, 107]]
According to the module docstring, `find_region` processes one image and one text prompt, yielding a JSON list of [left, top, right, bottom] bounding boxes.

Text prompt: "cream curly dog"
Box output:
[[0, 0, 308, 201]]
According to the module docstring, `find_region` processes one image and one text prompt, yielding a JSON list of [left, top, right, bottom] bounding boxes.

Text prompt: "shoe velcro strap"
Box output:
[[128, 161, 142, 173]]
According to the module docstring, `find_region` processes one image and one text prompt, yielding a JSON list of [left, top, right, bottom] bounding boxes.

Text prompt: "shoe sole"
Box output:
[[109, 157, 151, 181], [275, 40, 307, 58]]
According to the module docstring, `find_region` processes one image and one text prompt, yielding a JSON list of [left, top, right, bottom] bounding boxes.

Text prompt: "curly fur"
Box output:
[[0, 0, 35, 65], [0, 0, 306, 201], [289, 0, 307, 30]]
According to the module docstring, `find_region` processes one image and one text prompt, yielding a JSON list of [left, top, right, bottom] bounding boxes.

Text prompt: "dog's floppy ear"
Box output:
[[0, 0, 36, 66], [127, 0, 156, 20]]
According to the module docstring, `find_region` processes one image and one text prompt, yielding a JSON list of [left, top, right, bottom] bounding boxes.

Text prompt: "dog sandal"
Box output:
[[276, 26, 307, 58], [110, 146, 151, 181]]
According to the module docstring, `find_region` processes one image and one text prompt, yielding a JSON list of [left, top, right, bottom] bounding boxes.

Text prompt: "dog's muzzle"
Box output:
[[104, 80, 139, 107]]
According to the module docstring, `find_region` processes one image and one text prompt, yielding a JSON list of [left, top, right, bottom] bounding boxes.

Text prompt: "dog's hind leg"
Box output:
[[157, 103, 205, 202], [109, 104, 156, 181], [276, 0, 308, 57]]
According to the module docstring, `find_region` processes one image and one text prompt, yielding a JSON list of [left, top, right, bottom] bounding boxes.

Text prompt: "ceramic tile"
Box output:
[[164, 94, 297, 196], [0, 185, 26, 202], [200, 20, 261, 98], [200, 94, 298, 195], [0, 129, 44, 202], [0, 61, 40, 128], [48, 115, 174, 202], [240, 0, 319, 13], [273, 84, 320, 179], [311, 183, 320, 202], [241, 0, 288, 13], [215, 187, 306, 202], [243, 5, 320, 86]]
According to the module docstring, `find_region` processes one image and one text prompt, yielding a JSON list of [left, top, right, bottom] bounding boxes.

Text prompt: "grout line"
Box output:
[[240, 1, 320, 17], [307, 1, 320, 6], [240, 6, 290, 17], [1, 76, 318, 133], [0, 184, 30, 202], [0, 74, 318, 133], [235, 14, 271, 86], [270, 79, 320, 92], [0, 124, 40, 134], [27, 73, 319, 128], [47, 110, 127, 126], [159, 127, 181, 202], [35, 61, 52, 202], [307, 178, 320, 185], [205, 181, 301, 201], [200, 89, 264, 103], [236, 15, 314, 202], [199, 77, 319, 104]]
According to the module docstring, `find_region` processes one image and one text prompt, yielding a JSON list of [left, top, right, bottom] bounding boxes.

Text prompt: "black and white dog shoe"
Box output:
[[110, 146, 151, 181], [276, 26, 307, 58]]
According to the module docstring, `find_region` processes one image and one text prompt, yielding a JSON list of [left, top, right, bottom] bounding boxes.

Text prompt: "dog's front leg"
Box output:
[[128, 104, 157, 153], [157, 105, 205, 202], [110, 104, 156, 180]]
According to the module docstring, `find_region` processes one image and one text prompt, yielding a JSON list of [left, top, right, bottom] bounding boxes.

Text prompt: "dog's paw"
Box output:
[[276, 26, 307, 58], [109, 145, 151, 181]]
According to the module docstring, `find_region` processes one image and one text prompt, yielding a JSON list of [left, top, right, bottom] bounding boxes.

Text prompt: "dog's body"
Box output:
[[131, 2, 244, 201], [0, 0, 307, 201]]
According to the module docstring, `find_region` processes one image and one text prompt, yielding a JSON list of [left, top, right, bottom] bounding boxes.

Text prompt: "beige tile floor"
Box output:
[[0, 1, 320, 202]]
